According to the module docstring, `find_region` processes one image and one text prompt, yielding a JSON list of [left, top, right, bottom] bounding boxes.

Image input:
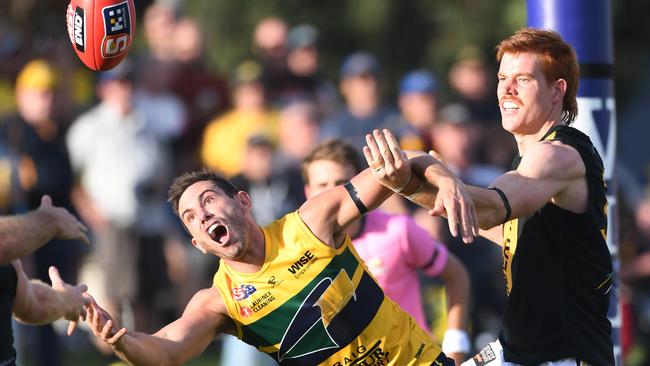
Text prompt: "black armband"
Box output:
[[489, 186, 512, 224], [344, 182, 369, 215]]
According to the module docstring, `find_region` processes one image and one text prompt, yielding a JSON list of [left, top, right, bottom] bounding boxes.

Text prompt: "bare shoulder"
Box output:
[[185, 287, 227, 315], [518, 140, 585, 181]]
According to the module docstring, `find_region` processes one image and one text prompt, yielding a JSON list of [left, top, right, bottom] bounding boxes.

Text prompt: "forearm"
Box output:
[[14, 280, 66, 325], [441, 259, 469, 331], [0, 210, 59, 264], [113, 333, 180, 366], [410, 154, 505, 229]]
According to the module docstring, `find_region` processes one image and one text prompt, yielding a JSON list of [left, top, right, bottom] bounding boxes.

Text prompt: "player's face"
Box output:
[[497, 52, 559, 135], [304, 159, 357, 198], [178, 181, 250, 260]]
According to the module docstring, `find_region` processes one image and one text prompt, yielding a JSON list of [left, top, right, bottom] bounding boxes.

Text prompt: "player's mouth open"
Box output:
[[208, 223, 228, 244]]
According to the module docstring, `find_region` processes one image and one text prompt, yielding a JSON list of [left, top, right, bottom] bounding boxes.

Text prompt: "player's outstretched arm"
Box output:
[[13, 262, 89, 333], [86, 287, 231, 366], [364, 129, 479, 243], [413, 139, 586, 235], [0, 195, 89, 264]]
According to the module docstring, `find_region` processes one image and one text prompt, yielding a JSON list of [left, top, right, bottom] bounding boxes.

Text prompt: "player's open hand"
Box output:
[[85, 294, 127, 348], [38, 195, 90, 245], [426, 152, 478, 244], [49, 266, 91, 335], [363, 129, 412, 192]]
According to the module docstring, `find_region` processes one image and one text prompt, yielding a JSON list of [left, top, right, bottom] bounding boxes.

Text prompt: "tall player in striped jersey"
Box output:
[[83, 154, 477, 363], [365, 28, 614, 366]]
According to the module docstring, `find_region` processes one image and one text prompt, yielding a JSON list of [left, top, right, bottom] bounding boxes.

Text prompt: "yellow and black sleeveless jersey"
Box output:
[[499, 125, 614, 365], [213, 212, 442, 366]]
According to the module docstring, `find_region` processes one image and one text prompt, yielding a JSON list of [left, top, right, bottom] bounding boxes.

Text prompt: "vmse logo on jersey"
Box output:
[[232, 284, 257, 301], [101, 1, 131, 58]]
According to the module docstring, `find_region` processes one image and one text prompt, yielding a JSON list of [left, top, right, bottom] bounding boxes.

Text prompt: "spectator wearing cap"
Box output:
[[0, 59, 81, 366], [285, 24, 340, 116], [201, 61, 279, 177], [320, 51, 400, 152], [66, 59, 176, 343], [396, 69, 439, 151]]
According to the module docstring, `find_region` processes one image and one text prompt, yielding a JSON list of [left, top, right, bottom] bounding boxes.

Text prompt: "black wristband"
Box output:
[[344, 182, 369, 215], [489, 186, 512, 224]]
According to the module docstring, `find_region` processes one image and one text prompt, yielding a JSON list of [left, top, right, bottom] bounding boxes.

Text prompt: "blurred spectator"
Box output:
[[448, 48, 499, 126], [432, 103, 503, 187], [170, 17, 230, 172], [134, 61, 186, 143], [285, 24, 340, 115], [275, 99, 321, 171], [66, 61, 175, 340], [201, 61, 278, 177], [253, 17, 294, 105], [396, 69, 439, 151], [415, 103, 506, 352], [320, 51, 400, 151], [142, 2, 178, 64], [0, 59, 83, 366], [447, 49, 514, 169], [230, 135, 304, 227]]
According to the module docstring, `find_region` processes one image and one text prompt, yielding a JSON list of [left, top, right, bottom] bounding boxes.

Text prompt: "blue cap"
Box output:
[[288, 24, 318, 50], [399, 69, 437, 95], [340, 52, 379, 79]]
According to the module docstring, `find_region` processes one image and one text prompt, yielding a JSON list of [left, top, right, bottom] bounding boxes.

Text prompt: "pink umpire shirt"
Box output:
[[352, 210, 449, 334]]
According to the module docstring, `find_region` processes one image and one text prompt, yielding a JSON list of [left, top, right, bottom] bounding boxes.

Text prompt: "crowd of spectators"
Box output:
[[0, 1, 648, 365]]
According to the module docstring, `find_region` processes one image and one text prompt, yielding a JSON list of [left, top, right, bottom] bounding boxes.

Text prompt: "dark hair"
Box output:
[[301, 139, 364, 183], [167, 169, 239, 216], [496, 28, 579, 124]]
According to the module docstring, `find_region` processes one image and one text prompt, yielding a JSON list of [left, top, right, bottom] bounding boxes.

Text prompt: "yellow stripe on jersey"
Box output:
[[503, 218, 519, 294]]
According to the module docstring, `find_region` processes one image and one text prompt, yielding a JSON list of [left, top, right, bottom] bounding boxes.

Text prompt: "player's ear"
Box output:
[[191, 238, 207, 254], [552, 78, 567, 103], [237, 190, 252, 210]]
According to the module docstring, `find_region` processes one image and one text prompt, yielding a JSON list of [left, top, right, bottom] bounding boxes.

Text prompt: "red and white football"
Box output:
[[66, 0, 136, 71]]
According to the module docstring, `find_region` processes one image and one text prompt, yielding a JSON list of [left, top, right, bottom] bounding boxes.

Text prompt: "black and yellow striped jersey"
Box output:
[[499, 125, 614, 365]]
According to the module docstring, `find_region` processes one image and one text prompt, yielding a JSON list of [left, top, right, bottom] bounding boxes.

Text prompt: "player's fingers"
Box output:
[[40, 195, 52, 208], [383, 129, 404, 166], [101, 320, 113, 340], [445, 197, 460, 238], [67, 320, 78, 336], [48, 266, 64, 287], [365, 132, 383, 165], [460, 199, 474, 244], [108, 328, 127, 345], [373, 130, 393, 166], [428, 150, 444, 161]]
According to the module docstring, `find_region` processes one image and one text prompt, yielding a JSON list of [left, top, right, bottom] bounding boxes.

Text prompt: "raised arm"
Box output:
[[364, 129, 479, 243], [87, 287, 232, 366], [12, 262, 89, 334], [0, 195, 89, 264]]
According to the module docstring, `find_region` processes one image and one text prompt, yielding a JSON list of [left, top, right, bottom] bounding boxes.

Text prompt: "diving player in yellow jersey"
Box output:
[[83, 159, 477, 365]]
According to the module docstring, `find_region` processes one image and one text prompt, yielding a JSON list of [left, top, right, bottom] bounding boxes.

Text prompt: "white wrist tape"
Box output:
[[441, 328, 470, 354]]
